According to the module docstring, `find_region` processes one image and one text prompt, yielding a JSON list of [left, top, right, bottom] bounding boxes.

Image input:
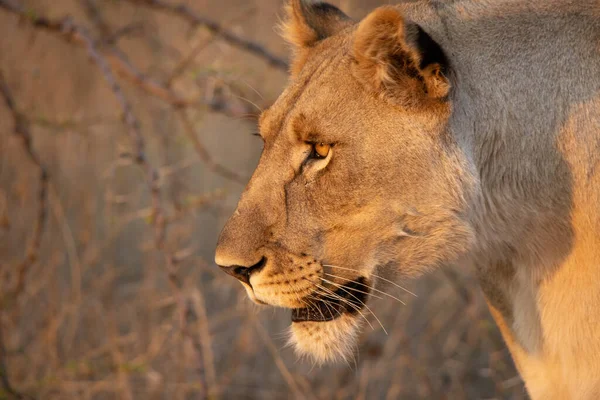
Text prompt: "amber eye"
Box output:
[[313, 143, 330, 159]]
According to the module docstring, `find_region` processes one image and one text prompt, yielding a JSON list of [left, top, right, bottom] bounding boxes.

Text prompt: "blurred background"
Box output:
[[0, 0, 525, 399]]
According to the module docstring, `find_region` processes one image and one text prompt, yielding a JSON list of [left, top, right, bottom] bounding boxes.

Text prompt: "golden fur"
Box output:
[[215, 1, 600, 398]]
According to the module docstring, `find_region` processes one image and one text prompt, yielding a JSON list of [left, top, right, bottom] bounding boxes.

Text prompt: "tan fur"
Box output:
[[289, 314, 363, 365], [279, 0, 353, 75], [216, 1, 600, 398]]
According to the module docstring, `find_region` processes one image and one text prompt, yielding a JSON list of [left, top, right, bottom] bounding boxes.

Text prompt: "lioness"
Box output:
[[215, 0, 600, 398]]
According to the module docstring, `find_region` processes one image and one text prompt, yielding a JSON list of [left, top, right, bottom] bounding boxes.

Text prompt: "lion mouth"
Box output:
[[291, 277, 369, 322]]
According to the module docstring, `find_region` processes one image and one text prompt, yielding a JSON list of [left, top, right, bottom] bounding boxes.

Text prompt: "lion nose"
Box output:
[[217, 257, 267, 285]]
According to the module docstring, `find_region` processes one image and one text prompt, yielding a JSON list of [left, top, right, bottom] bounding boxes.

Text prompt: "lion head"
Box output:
[[215, 0, 475, 364]]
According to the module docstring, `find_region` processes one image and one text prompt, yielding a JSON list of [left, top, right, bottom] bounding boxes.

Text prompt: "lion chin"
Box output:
[[287, 314, 364, 365]]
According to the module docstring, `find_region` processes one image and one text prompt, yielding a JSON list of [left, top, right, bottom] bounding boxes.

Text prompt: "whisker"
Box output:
[[302, 294, 328, 322], [307, 284, 348, 307], [320, 274, 384, 300], [239, 78, 265, 101], [318, 278, 387, 335], [301, 277, 344, 303], [305, 279, 362, 310], [230, 113, 261, 121], [306, 280, 375, 331], [324, 264, 418, 297], [286, 278, 335, 320], [288, 283, 323, 320], [322, 273, 406, 306], [306, 294, 338, 322], [319, 277, 374, 308], [311, 288, 375, 332], [230, 93, 263, 113]]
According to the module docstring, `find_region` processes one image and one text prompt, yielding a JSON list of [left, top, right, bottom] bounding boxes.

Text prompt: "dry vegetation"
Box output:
[[0, 0, 526, 399]]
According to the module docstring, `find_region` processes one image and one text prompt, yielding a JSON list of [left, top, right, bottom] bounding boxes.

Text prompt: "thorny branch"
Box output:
[[0, 0, 250, 185], [83, 0, 247, 185], [179, 110, 246, 184], [0, 72, 48, 302], [125, 0, 289, 71], [63, 17, 212, 398], [1, 1, 189, 107], [0, 0, 188, 106], [0, 323, 34, 400], [0, 0, 263, 397], [82, 0, 146, 45], [0, 72, 41, 400], [0, 2, 215, 396], [1, 0, 278, 116]]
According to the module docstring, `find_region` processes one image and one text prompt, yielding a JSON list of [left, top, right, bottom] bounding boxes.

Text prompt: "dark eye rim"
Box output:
[[306, 142, 331, 161]]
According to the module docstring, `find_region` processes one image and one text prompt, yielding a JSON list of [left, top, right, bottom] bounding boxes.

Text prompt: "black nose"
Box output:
[[218, 257, 267, 285]]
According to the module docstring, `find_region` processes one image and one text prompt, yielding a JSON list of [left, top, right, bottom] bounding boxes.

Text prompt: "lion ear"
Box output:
[[282, 0, 352, 48], [281, 1, 353, 73], [353, 6, 450, 107]]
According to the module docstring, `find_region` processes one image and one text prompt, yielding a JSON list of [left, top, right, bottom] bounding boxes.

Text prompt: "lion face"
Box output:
[[215, 1, 475, 364]]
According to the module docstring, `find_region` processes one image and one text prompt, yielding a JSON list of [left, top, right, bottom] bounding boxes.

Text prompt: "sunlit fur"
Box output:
[[288, 314, 363, 365]]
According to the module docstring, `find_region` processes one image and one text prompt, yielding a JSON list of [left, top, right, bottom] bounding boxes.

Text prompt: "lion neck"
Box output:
[[407, 0, 600, 365]]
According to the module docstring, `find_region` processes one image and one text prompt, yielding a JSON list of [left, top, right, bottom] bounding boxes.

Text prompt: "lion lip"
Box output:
[[290, 277, 369, 323]]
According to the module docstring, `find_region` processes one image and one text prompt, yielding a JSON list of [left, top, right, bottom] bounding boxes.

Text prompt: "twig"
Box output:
[[0, 1, 180, 104], [124, 0, 289, 71], [106, 309, 134, 400], [0, 0, 257, 186], [178, 110, 247, 184], [72, 16, 212, 399], [164, 3, 257, 86], [104, 22, 145, 45], [0, 71, 48, 302], [0, 67, 38, 383], [82, 0, 145, 45], [10, 6, 212, 394], [252, 319, 305, 399], [166, 34, 214, 86], [106, 46, 259, 119], [0, 0, 259, 117], [0, 319, 34, 399], [81, 0, 111, 36], [189, 289, 218, 398], [441, 268, 472, 305]]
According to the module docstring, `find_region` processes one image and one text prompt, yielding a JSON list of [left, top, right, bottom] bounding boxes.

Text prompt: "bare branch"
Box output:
[[83, 0, 249, 186], [124, 0, 289, 71], [166, 30, 215, 86], [253, 319, 305, 399], [0, 0, 254, 187], [0, 1, 185, 102], [441, 268, 473, 305], [2, 2, 212, 391], [0, 0, 260, 117], [54, 15, 211, 397], [0, 70, 38, 400], [82, 0, 145, 45], [178, 110, 247, 184], [0, 71, 49, 303], [81, 0, 111, 36], [0, 320, 35, 400]]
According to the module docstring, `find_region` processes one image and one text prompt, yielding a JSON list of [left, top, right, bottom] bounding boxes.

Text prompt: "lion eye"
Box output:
[[313, 143, 330, 159]]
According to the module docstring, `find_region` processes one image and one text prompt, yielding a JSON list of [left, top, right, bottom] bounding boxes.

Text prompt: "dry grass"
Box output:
[[0, 0, 525, 399]]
